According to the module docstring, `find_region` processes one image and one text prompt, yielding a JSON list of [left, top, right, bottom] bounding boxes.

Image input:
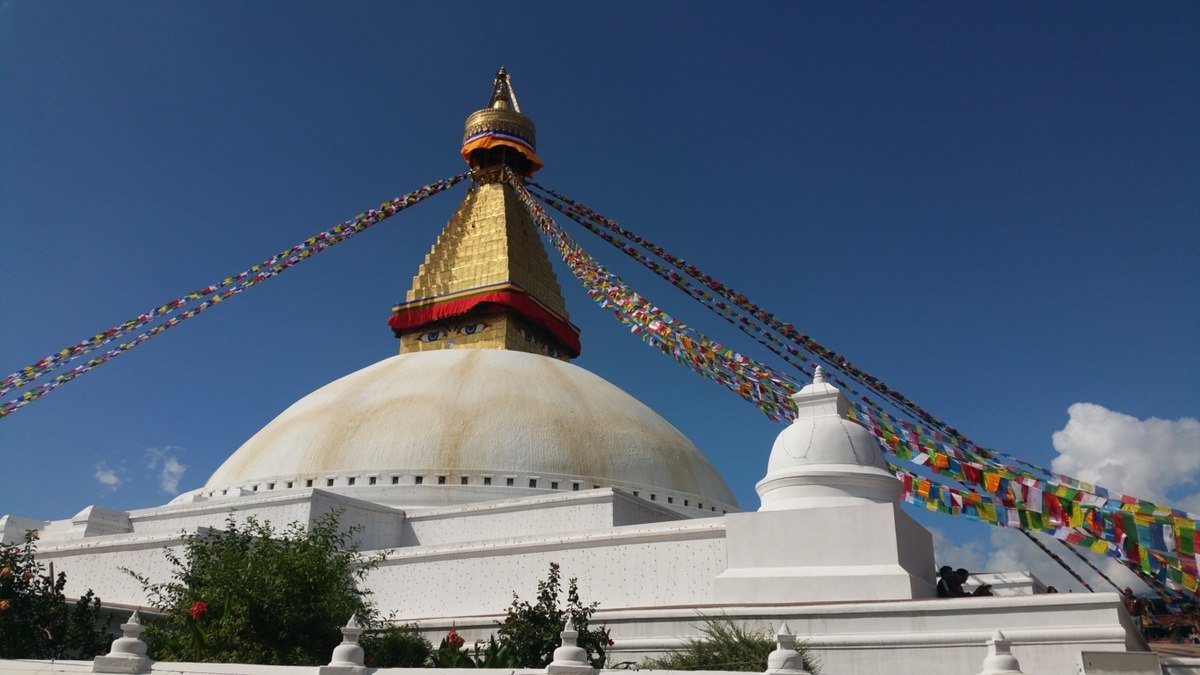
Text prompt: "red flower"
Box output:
[[190, 600, 208, 620], [0, 600, 10, 612], [446, 629, 465, 649]]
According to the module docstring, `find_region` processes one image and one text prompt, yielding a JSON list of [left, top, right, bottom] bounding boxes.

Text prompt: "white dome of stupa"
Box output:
[[197, 349, 738, 514]]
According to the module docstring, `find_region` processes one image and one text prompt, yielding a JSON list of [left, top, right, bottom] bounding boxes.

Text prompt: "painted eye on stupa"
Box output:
[[457, 322, 488, 336], [418, 330, 445, 343], [519, 328, 537, 342], [545, 345, 560, 357]]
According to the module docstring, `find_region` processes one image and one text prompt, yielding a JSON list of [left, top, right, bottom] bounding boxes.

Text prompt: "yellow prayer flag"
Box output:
[[1069, 504, 1083, 528], [979, 504, 997, 524], [1090, 539, 1109, 555]]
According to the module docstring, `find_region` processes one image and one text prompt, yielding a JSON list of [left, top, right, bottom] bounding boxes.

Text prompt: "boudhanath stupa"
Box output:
[[0, 69, 1172, 675]]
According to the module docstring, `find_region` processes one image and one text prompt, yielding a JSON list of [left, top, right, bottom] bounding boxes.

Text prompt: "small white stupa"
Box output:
[[715, 367, 936, 602]]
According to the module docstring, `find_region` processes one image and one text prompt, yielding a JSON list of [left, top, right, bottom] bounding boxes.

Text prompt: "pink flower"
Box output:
[[446, 629, 465, 649], [190, 600, 208, 620]]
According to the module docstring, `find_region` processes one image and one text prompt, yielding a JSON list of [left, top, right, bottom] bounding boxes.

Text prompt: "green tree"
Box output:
[[642, 616, 819, 673], [0, 530, 111, 659], [127, 511, 383, 665], [497, 562, 612, 667]]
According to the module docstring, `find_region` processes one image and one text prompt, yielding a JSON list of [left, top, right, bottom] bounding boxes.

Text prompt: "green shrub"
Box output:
[[0, 530, 111, 659], [126, 511, 384, 665], [497, 562, 612, 667], [642, 616, 819, 673], [428, 631, 522, 668], [361, 624, 432, 667]]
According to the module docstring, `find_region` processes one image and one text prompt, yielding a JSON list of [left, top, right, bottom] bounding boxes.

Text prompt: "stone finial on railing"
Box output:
[[764, 623, 810, 675], [976, 630, 1024, 675], [547, 617, 596, 675], [93, 610, 152, 674], [319, 613, 367, 675]]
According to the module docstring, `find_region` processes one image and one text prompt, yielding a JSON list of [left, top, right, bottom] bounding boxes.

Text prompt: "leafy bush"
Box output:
[[361, 624, 432, 668], [126, 511, 383, 665], [642, 616, 819, 673], [497, 562, 612, 667], [0, 530, 111, 659], [430, 631, 520, 668]]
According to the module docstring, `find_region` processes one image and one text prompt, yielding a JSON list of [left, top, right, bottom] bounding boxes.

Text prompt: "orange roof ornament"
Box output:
[[461, 67, 544, 177]]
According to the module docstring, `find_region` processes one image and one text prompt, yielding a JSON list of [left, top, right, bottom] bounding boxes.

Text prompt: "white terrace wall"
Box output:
[[370, 517, 727, 618]]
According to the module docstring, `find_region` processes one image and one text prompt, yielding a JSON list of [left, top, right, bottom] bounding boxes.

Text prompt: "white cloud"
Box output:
[[94, 464, 121, 490], [159, 458, 187, 494], [144, 446, 187, 494], [1050, 403, 1200, 506], [929, 526, 986, 572]]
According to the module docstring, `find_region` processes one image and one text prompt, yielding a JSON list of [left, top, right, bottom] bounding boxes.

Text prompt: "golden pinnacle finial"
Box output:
[[489, 66, 522, 113]]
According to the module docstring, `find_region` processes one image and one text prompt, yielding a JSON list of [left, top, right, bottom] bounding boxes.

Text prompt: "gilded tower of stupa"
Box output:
[[388, 68, 580, 359]]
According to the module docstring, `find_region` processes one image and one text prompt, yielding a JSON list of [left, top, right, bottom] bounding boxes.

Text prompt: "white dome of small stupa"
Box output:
[[756, 367, 901, 510]]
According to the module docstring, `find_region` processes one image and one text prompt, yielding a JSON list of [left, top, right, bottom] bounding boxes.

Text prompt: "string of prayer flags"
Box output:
[[506, 171, 799, 421], [528, 181, 966, 440], [0, 173, 468, 418]]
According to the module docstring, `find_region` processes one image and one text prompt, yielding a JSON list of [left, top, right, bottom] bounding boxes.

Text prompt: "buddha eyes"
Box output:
[[519, 328, 537, 342], [417, 322, 487, 342]]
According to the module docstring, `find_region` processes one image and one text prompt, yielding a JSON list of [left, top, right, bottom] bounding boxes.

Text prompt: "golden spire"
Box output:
[[388, 69, 578, 359]]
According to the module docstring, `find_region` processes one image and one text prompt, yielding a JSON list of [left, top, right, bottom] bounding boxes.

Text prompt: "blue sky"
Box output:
[[1, 2, 1197, 590]]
